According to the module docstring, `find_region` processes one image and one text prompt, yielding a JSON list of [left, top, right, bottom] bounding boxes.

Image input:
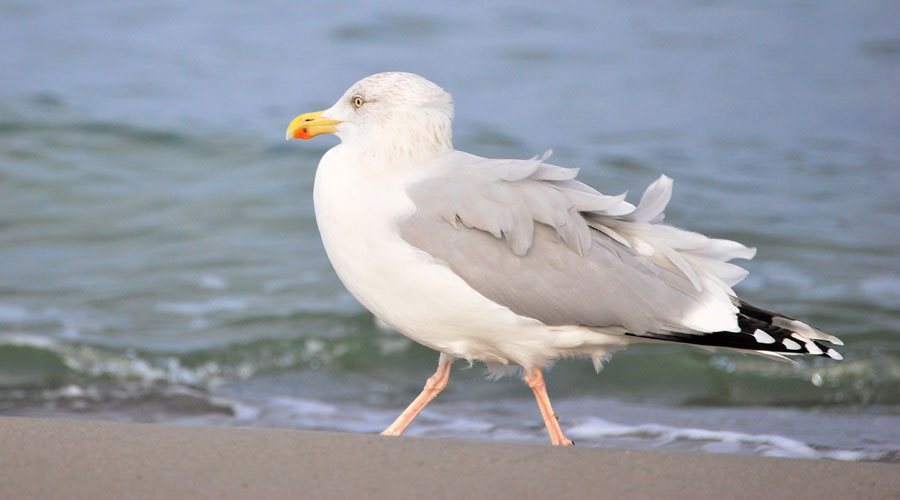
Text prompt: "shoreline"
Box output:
[[0, 416, 897, 500]]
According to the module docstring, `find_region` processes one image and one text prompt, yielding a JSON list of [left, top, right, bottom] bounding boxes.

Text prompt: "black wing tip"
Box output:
[[627, 300, 843, 360], [735, 299, 843, 359]]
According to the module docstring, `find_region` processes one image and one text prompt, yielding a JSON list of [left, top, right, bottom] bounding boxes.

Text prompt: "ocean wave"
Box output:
[[1, 330, 898, 408], [0, 332, 413, 390], [859, 274, 900, 308], [0, 116, 210, 151], [0, 304, 31, 323], [565, 417, 885, 461], [4, 383, 250, 421], [155, 297, 251, 316], [1, 332, 895, 462]]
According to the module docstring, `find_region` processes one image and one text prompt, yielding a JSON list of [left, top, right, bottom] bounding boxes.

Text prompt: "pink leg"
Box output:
[[381, 353, 453, 436], [525, 368, 574, 446]]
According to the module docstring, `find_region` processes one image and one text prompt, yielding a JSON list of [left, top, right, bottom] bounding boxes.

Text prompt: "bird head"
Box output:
[[287, 72, 455, 163]]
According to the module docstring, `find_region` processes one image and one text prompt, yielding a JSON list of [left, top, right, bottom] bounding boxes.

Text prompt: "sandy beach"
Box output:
[[0, 417, 896, 500]]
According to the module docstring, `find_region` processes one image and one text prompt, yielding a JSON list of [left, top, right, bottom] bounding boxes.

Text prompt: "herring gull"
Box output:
[[286, 72, 843, 446]]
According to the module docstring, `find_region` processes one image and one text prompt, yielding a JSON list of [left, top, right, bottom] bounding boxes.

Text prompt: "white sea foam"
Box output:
[[421, 416, 496, 434], [859, 274, 900, 307], [198, 274, 228, 290], [566, 417, 877, 461], [0, 304, 30, 323], [155, 298, 250, 316], [267, 396, 338, 418], [0, 332, 59, 348]]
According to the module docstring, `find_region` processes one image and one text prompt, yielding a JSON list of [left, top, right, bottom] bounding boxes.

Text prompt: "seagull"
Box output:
[[286, 72, 843, 446]]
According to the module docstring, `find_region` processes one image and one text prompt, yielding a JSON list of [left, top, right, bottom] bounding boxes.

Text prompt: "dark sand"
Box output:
[[0, 417, 896, 500]]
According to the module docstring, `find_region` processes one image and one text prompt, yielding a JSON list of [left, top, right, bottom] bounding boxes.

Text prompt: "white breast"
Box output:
[[312, 147, 623, 369]]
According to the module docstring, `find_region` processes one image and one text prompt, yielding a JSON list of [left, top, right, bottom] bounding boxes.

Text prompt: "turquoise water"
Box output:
[[1, 1, 898, 460]]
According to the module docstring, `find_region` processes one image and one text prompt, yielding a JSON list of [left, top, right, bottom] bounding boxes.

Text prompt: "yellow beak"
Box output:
[[285, 110, 342, 140]]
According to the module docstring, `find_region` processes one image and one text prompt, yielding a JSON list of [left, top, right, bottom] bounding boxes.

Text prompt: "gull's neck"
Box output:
[[342, 109, 454, 170]]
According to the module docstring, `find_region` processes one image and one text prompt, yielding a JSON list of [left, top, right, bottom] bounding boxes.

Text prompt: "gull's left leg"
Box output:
[[525, 368, 574, 446], [381, 353, 453, 436]]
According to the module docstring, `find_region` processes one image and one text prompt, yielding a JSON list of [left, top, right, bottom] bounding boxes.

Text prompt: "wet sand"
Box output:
[[0, 416, 896, 500]]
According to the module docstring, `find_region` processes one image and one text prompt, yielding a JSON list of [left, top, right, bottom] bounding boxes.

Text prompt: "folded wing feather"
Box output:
[[401, 151, 755, 336]]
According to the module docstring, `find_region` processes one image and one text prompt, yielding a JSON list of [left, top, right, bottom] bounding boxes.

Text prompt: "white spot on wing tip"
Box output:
[[752, 329, 776, 344], [804, 341, 823, 355], [782, 338, 801, 350], [826, 349, 843, 360]]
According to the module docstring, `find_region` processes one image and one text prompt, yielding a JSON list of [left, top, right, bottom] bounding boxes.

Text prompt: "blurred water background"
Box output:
[[1, 0, 898, 460]]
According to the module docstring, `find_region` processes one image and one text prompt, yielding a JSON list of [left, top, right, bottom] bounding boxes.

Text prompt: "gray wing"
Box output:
[[401, 150, 756, 336]]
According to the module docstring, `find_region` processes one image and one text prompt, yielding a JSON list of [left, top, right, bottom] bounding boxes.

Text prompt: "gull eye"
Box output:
[[352, 96, 365, 109]]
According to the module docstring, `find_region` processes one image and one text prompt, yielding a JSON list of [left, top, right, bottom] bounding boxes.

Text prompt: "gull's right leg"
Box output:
[[525, 368, 574, 446], [381, 353, 453, 436]]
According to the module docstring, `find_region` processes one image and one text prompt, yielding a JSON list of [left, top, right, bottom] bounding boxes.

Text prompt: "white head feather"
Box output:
[[323, 72, 455, 163]]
